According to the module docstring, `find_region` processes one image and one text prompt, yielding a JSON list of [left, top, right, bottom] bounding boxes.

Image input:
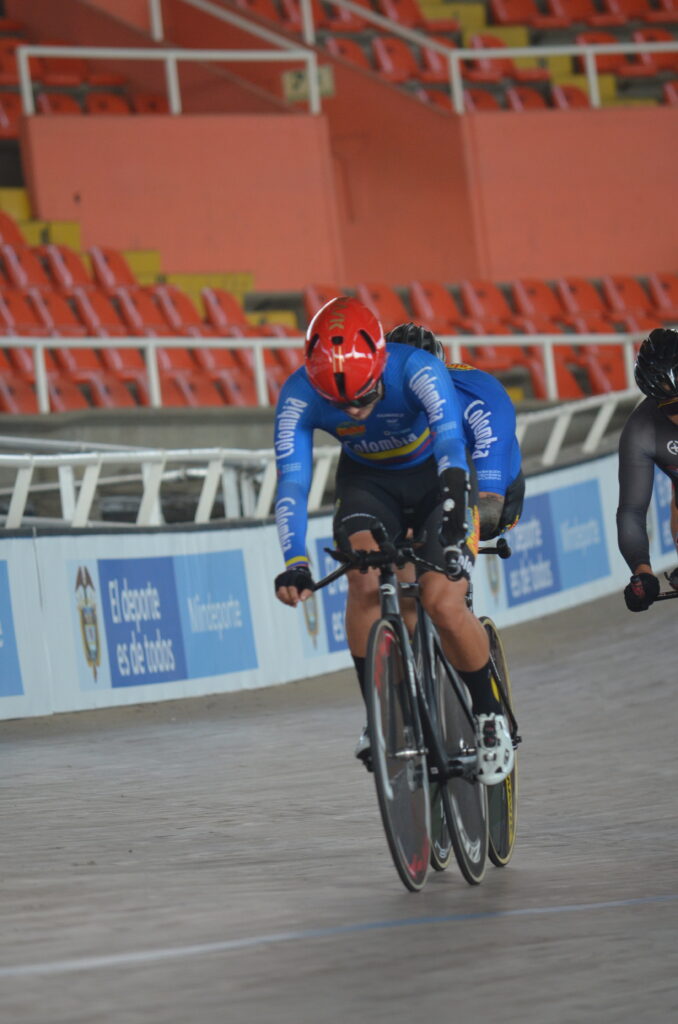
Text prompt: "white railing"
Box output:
[[17, 41, 321, 116], [0, 331, 642, 414], [0, 388, 640, 529]]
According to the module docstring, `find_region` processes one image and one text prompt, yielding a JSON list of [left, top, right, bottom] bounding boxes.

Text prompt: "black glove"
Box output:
[[667, 567, 678, 592], [624, 572, 660, 612], [438, 467, 470, 549], [274, 564, 315, 595]]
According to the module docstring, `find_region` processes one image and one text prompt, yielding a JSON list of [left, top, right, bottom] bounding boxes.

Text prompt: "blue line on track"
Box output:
[[2, 893, 677, 978]]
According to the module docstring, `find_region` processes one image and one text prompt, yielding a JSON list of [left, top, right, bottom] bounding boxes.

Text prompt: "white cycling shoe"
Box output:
[[474, 713, 514, 786]]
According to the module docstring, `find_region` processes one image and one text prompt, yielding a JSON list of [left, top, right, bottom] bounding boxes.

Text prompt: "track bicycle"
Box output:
[[313, 520, 520, 892]]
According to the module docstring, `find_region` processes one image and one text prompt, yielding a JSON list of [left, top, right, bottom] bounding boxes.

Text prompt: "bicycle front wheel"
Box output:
[[435, 648, 488, 885], [366, 618, 431, 892], [482, 616, 518, 868]]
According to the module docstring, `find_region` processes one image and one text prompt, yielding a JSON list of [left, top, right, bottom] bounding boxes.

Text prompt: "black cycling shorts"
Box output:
[[333, 453, 479, 572]]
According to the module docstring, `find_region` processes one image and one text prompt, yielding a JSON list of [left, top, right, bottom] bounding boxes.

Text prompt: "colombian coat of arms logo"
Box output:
[[75, 566, 101, 681]]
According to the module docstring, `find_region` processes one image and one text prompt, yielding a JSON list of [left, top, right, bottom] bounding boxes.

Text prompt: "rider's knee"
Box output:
[[420, 576, 468, 629], [347, 568, 379, 606]]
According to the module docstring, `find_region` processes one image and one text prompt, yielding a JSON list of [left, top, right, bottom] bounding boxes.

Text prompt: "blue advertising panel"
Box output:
[[315, 536, 349, 653], [98, 557, 187, 687], [174, 550, 257, 676], [653, 466, 674, 555], [552, 480, 609, 589], [504, 494, 560, 607], [0, 561, 23, 696]]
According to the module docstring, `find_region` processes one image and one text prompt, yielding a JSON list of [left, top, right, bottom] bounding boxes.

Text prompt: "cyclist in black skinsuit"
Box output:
[[617, 327, 678, 611]]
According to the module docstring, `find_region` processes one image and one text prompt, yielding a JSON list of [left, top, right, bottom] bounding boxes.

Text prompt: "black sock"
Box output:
[[459, 662, 501, 716], [352, 655, 366, 703]]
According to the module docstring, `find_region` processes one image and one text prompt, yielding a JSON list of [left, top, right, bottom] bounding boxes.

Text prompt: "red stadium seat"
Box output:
[[0, 245, 52, 291], [600, 274, 654, 317], [550, 82, 590, 107], [377, 0, 459, 30], [0, 210, 25, 247], [156, 347, 225, 407], [325, 36, 373, 71], [632, 28, 678, 71], [601, 0, 678, 21], [371, 35, 422, 83], [509, 278, 574, 330], [575, 31, 656, 76], [201, 287, 251, 331], [39, 244, 93, 293], [545, 0, 626, 26], [664, 80, 678, 104], [193, 345, 258, 405], [89, 247, 138, 292], [0, 349, 38, 414], [355, 282, 410, 330], [72, 288, 130, 336], [6, 346, 91, 411], [464, 87, 502, 111], [467, 34, 551, 82], [459, 279, 536, 331], [505, 85, 548, 109], [420, 37, 459, 84], [99, 347, 151, 405], [36, 92, 83, 115], [408, 281, 469, 333], [303, 283, 345, 321], [490, 0, 569, 27], [149, 284, 216, 336], [51, 346, 138, 408], [114, 287, 172, 336], [0, 50, 19, 86], [0, 289, 50, 335], [130, 94, 170, 114], [27, 291, 88, 336], [281, 0, 368, 31], [84, 92, 131, 115], [646, 272, 678, 320]]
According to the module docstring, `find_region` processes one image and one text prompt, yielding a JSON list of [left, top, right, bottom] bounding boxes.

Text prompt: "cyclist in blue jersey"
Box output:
[[273, 296, 514, 785], [386, 322, 525, 541]]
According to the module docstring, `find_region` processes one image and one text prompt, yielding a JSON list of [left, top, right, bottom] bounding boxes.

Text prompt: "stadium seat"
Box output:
[[156, 347, 226, 407], [0, 349, 38, 414], [114, 287, 173, 336], [0, 92, 21, 138], [72, 288, 131, 336], [459, 325, 549, 399], [0, 289, 50, 335], [553, 276, 635, 330], [39, 244, 93, 293], [550, 82, 590, 107], [84, 92, 131, 115], [421, 37, 459, 84], [36, 92, 83, 115], [467, 34, 551, 82], [646, 272, 678, 321], [355, 282, 410, 330], [281, 0, 368, 31], [98, 347, 151, 405], [575, 31, 656, 76], [6, 346, 91, 411], [459, 279, 535, 331], [201, 287, 251, 331], [149, 284, 216, 336], [490, 0, 569, 27], [33, 54, 88, 87], [545, 0, 626, 26], [371, 36, 422, 83], [505, 85, 548, 109], [632, 28, 678, 71], [509, 278, 574, 330], [193, 345, 258, 405], [28, 290, 88, 336], [600, 274, 654, 317], [464, 87, 503, 111], [0, 210, 25, 247], [0, 245, 52, 291], [601, 0, 678, 21], [51, 346, 139, 408], [408, 281, 470, 333], [130, 94, 170, 114], [377, 0, 459, 31], [325, 36, 372, 71], [664, 80, 678, 104], [303, 283, 346, 321], [234, 0, 285, 23], [89, 247, 138, 292]]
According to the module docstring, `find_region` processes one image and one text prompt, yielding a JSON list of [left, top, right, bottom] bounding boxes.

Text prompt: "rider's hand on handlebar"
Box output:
[[274, 564, 315, 606], [624, 572, 660, 612], [438, 467, 470, 549]]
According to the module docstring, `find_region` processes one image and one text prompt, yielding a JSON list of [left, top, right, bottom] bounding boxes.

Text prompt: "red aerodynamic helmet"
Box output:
[[305, 296, 386, 406]]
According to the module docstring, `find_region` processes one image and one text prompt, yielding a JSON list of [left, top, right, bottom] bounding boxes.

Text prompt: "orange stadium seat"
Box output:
[[600, 274, 655, 318], [459, 279, 536, 331], [467, 35, 551, 82], [281, 0, 368, 31], [371, 36, 422, 83], [115, 287, 172, 336], [459, 325, 549, 398], [408, 281, 469, 333], [420, 37, 459, 84], [39, 244, 93, 293], [377, 0, 459, 31], [554, 276, 624, 327], [464, 87, 502, 110], [601, 0, 678, 21], [632, 28, 678, 71], [506, 85, 548, 109], [0, 245, 52, 291], [490, 0, 570, 27], [84, 92, 131, 115], [355, 282, 410, 330], [303, 283, 345, 320], [545, 0, 626, 26], [325, 36, 373, 71], [0, 289, 50, 335], [193, 345, 258, 406], [646, 272, 678, 320], [6, 347, 91, 412], [201, 287, 251, 332], [0, 92, 21, 138], [51, 347, 139, 408], [0, 50, 18, 85], [130, 94, 170, 114], [575, 31, 656, 75], [98, 347, 151, 405], [36, 92, 83, 115], [550, 82, 590, 107], [89, 247, 138, 292], [150, 284, 216, 336], [509, 278, 574, 330], [72, 288, 131, 336], [0, 349, 38, 414], [0, 210, 25, 247], [28, 291, 88, 336], [664, 80, 678, 104], [156, 348, 225, 407]]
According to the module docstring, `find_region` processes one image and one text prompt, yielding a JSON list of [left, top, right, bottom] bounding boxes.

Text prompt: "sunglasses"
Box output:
[[325, 380, 383, 410]]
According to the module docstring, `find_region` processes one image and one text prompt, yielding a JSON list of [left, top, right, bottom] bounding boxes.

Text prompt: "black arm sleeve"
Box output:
[[616, 407, 656, 571]]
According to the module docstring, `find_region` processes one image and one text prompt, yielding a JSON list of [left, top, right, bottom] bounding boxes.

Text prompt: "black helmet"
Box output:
[[634, 327, 678, 399], [385, 322, 445, 361]]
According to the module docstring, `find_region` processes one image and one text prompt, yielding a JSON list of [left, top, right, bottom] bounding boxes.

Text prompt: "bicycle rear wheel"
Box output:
[[435, 647, 488, 885], [414, 630, 452, 872], [482, 616, 518, 867], [366, 618, 431, 892]]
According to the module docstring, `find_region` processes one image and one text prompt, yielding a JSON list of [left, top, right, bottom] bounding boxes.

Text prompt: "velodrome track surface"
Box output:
[[2, 590, 677, 1024]]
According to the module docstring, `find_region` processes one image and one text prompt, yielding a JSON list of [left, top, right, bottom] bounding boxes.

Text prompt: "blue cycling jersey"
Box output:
[[448, 363, 522, 497], [274, 343, 468, 567]]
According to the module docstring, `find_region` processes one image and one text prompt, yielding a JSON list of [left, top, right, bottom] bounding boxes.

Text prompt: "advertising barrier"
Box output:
[[0, 452, 674, 720]]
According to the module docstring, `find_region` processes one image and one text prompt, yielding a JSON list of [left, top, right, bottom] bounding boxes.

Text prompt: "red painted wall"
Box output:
[[22, 115, 346, 289]]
